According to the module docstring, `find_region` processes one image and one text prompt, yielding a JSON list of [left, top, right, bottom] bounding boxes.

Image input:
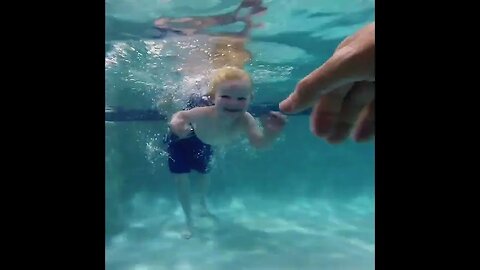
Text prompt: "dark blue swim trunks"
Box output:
[[164, 94, 214, 174]]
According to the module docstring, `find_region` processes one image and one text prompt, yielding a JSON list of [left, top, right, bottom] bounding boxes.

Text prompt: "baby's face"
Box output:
[[214, 79, 252, 117]]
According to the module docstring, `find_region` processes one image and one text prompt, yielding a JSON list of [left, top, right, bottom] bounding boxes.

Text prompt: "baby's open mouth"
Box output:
[[224, 108, 242, 112]]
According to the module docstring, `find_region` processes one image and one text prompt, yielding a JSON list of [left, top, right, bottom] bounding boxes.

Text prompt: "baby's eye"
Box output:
[[237, 97, 246, 101], [221, 95, 231, 99]]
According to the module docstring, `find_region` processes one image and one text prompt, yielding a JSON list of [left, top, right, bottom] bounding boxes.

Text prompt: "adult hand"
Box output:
[[280, 23, 375, 143]]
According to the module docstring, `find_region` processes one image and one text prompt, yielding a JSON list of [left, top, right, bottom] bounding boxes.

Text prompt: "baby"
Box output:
[[165, 66, 287, 238]]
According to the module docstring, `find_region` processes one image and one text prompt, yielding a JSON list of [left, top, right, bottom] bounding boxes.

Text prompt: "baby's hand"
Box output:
[[260, 111, 287, 134], [169, 112, 193, 138], [170, 122, 192, 138], [235, 0, 267, 21]]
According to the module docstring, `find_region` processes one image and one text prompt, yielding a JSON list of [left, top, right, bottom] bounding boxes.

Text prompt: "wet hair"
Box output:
[[207, 66, 252, 98]]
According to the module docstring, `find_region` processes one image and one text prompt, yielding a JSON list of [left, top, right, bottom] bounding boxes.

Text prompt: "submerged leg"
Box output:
[[198, 173, 218, 221], [175, 173, 194, 239]]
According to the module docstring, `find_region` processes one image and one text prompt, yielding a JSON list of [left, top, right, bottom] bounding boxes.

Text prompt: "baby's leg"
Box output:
[[175, 173, 194, 239], [198, 173, 218, 221], [198, 173, 211, 215]]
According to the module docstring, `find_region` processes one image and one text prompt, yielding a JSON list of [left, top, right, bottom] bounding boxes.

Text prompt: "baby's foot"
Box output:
[[182, 219, 194, 239], [200, 207, 219, 223], [182, 227, 193, 239]]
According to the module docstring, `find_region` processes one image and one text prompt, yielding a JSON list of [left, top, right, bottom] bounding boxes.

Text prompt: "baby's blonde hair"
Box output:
[[207, 66, 252, 97]]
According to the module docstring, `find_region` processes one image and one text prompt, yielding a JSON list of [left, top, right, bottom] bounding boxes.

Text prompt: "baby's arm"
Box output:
[[169, 107, 209, 138], [243, 112, 286, 149]]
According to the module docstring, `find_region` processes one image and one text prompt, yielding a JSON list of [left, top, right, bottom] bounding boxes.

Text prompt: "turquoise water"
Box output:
[[106, 0, 375, 269]]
